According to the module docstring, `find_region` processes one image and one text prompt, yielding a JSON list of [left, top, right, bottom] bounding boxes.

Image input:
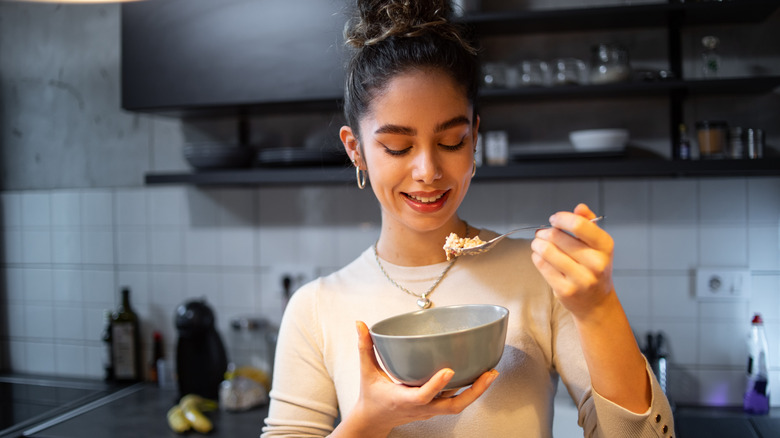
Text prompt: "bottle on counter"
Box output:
[[744, 313, 770, 414], [101, 309, 114, 381], [677, 123, 691, 160], [149, 331, 164, 384], [111, 287, 142, 383]]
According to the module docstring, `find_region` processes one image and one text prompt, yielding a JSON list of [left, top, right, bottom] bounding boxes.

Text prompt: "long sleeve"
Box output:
[[262, 281, 339, 437]]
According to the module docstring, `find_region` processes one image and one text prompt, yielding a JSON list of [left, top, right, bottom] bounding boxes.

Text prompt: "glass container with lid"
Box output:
[[696, 120, 729, 159], [228, 315, 278, 379], [589, 43, 631, 84]]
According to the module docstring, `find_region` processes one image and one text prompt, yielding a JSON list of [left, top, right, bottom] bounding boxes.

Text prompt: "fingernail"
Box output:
[[443, 369, 455, 380], [487, 370, 499, 385]]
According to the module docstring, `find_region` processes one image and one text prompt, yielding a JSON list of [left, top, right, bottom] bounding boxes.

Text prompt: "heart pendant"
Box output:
[[416, 297, 432, 309]]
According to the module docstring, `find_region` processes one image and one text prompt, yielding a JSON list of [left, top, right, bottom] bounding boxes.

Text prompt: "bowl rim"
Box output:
[[369, 304, 509, 340], [569, 128, 629, 138]]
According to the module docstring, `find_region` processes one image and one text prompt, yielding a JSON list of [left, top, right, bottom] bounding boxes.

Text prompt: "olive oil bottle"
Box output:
[[111, 287, 142, 382]]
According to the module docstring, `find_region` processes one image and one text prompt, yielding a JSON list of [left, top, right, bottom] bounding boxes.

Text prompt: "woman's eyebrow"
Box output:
[[375, 124, 415, 136], [374, 116, 471, 136], [434, 115, 470, 133]]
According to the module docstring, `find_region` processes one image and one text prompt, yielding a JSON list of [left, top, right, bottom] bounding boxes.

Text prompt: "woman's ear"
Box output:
[[340, 125, 362, 167]]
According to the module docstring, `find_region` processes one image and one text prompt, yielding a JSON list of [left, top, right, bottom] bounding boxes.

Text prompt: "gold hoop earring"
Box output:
[[471, 158, 477, 178], [356, 166, 367, 189]]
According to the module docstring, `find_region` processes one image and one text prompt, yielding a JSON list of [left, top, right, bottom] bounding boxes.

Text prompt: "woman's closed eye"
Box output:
[[440, 136, 467, 151]]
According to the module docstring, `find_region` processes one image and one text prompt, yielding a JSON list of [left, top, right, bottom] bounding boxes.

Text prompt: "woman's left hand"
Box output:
[[530, 203, 615, 319]]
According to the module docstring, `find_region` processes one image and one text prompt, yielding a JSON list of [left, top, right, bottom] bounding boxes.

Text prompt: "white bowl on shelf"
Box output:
[[569, 129, 629, 152]]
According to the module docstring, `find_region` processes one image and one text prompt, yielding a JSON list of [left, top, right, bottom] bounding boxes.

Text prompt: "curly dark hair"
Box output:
[[342, 0, 480, 138]]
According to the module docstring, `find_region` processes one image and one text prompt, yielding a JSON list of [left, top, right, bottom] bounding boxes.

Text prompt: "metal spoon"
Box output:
[[446, 216, 604, 257]]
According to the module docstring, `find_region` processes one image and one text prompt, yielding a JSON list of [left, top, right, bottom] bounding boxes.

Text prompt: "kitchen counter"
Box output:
[[11, 377, 780, 438], [22, 384, 267, 438], [674, 405, 780, 438]]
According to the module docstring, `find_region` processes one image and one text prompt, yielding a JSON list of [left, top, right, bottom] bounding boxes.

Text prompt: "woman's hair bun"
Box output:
[[345, 0, 474, 53]]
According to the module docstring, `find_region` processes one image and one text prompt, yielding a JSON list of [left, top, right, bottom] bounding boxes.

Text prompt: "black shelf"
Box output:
[[478, 76, 780, 103], [145, 158, 780, 186], [142, 1, 780, 187], [462, 0, 780, 35]]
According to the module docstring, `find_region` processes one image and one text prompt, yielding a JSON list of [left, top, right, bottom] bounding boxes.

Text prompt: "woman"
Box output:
[[262, 1, 674, 437]]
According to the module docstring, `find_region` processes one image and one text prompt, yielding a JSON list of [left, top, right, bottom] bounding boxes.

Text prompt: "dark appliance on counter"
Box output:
[[175, 299, 228, 400]]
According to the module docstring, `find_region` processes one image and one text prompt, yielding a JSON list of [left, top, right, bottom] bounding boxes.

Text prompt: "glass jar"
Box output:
[[552, 58, 587, 86], [589, 44, 631, 84], [228, 316, 277, 378], [728, 127, 744, 159], [696, 120, 728, 159]]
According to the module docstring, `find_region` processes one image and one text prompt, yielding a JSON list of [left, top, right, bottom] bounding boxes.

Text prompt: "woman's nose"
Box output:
[[411, 148, 442, 184]]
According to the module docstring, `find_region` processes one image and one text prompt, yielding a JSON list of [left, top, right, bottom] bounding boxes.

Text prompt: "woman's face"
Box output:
[[343, 68, 479, 235]]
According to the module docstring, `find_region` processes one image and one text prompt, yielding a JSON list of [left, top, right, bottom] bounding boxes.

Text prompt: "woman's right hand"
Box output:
[[332, 321, 499, 437]]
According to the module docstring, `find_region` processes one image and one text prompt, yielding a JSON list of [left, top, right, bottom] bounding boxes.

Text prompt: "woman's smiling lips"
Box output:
[[402, 190, 450, 212]]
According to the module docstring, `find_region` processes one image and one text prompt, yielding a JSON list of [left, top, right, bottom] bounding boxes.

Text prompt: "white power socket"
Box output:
[[695, 267, 751, 300]]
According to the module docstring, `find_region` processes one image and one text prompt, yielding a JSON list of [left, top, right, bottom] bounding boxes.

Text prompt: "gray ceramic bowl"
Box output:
[[370, 304, 509, 390]]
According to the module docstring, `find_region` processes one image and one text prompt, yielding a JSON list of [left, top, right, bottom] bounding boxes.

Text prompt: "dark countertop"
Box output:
[[674, 405, 780, 438], [23, 384, 268, 438], [8, 376, 778, 438]]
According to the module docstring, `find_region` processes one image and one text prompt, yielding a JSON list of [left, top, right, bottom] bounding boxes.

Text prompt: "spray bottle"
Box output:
[[744, 313, 770, 414]]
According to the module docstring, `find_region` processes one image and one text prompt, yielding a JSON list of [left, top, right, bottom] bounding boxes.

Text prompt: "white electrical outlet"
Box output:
[[695, 267, 751, 300]]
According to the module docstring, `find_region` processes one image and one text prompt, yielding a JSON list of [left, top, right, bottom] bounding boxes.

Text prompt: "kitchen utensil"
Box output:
[[370, 304, 509, 390], [450, 216, 604, 257], [569, 129, 629, 152]]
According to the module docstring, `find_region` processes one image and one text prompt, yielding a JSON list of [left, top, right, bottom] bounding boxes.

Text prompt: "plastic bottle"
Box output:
[[744, 313, 770, 414], [677, 123, 691, 160], [111, 287, 142, 382]]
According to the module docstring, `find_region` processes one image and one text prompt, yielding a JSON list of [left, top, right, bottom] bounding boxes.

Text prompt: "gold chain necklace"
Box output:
[[374, 223, 469, 309]]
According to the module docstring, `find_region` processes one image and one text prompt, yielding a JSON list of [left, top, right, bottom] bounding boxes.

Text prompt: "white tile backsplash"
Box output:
[[651, 179, 698, 223], [54, 306, 86, 340], [81, 230, 114, 265], [2, 177, 780, 408], [24, 304, 55, 339], [603, 179, 650, 223], [116, 229, 149, 265], [219, 229, 255, 267], [149, 229, 184, 265], [52, 229, 82, 264], [698, 178, 748, 224], [51, 191, 81, 227], [748, 225, 780, 270], [1, 192, 22, 227], [24, 268, 54, 302], [2, 228, 23, 264], [21, 192, 51, 228], [52, 269, 84, 303], [22, 230, 52, 264], [650, 224, 699, 270], [698, 321, 747, 367], [55, 344, 87, 377], [699, 225, 749, 266], [25, 342, 56, 375], [748, 178, 780, 223], [115, 189, 148, 227], [80, 190, 113, 227]]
